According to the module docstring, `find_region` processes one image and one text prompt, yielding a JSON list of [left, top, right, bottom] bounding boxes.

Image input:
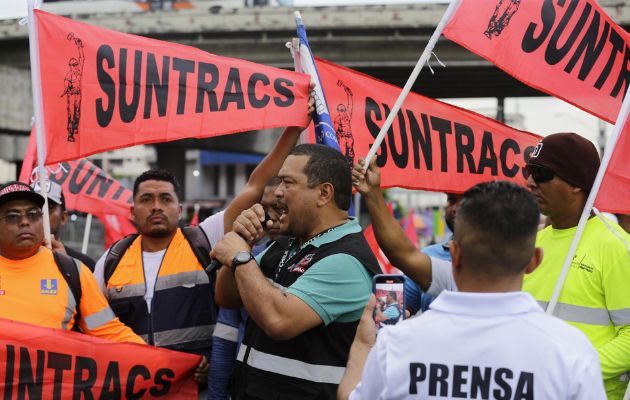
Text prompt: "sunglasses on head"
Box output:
[[525, 164, 555, 184]]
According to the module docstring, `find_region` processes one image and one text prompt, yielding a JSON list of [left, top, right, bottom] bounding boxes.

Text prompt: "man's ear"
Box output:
[[60, 209, 69, 226], [450, 240, 462, 271], [317, 182, 334, 206], [524, 247, 543, 275]]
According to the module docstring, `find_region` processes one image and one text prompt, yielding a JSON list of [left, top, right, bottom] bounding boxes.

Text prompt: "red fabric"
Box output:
[[313, 58, 541, 193], [443, 0, 627, 124], [364, 224, 394, 275], [595, 123, 630, 213], [35, 10, 310, 164], [404, 210, 418, 247], [97, 214, 137, 248], [189, 209, 199, 227], [0, 317, 198, 398], [19, 129, 133, 217], [18, 128, 37, 184]]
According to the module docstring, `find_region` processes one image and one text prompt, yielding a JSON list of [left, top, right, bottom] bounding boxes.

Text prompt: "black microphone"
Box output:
[[205, 212, 271, 275]]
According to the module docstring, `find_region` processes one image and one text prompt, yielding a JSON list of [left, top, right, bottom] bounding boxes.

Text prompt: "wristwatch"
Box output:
[[231, 251, 254, 271]]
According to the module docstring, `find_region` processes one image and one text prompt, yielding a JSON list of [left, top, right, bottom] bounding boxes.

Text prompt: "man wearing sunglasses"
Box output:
[[0, 181, 144, 343], [523, 132, 630, 400]]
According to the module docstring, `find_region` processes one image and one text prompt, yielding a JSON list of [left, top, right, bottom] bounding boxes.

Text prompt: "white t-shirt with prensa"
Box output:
[[94, 211, 224, 312], [350, 291, 605, 400]]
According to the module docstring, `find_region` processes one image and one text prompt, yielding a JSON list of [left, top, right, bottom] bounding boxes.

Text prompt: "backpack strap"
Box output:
[[181, 226, 214, 282], [103, 234, 139, 285], [53, 251, 83, 332]]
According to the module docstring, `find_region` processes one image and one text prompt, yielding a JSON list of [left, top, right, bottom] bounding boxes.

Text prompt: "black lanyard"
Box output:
[[273, 223, 345, 281]]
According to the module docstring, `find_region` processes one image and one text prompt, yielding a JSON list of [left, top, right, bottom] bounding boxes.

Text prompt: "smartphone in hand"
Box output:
[[372, 274, 405, 331]]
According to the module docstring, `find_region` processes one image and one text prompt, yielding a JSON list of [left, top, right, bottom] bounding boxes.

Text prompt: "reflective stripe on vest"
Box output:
[[84, 307, 117, 330], [155, 270, 209, 291], [153, 324, 215, 348], [610, 308, 630, 326], [213, 322, 239, 342], [106, 282, 145, 301], [538, 301, 612, 326], [62, 288, 77, 331], [236, 344, 346, 385]]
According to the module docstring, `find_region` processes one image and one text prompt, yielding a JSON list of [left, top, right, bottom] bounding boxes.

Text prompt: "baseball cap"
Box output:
[[31, 180, 65, 207], [527, 132, 600, 192], [0, 181, 46, 209]]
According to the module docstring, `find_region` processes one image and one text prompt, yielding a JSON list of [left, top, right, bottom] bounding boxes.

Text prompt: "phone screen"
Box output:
[[372, 274, 405, 330]]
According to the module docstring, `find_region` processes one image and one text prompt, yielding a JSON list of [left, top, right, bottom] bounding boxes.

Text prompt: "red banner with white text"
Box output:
[[315, 58, 542, 192], [35, 10, 310, 164], [443, 0, 629, 124], [0, 318, 198, 399], [19, 130, 133, 218]]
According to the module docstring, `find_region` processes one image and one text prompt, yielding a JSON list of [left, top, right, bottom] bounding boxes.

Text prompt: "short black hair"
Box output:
[[133, 169, 182, 200], [387, 291, 397, 302], [455, 181, 539, 276], [289, 144, 352, 210]]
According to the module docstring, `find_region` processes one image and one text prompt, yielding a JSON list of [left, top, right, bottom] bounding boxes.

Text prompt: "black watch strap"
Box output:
[[231, 251, 254, 271]]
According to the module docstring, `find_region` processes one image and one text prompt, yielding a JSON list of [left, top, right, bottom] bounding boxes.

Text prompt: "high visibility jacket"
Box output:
[[232, 227, 380, 399], [0, 247, 143, 344], [104, 229, 216, 354], [523, 217, 630, 400]]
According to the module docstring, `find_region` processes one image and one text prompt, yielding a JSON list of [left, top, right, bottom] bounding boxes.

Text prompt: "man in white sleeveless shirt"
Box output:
[[338, 181, 605, 400]]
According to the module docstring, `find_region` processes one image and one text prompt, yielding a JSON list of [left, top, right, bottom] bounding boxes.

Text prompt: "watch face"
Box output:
[[235, 251, 252, 263]]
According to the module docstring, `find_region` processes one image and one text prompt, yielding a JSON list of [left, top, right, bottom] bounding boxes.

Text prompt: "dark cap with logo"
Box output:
[[0, 181, 46, 209], [527, 132, 600, 192]]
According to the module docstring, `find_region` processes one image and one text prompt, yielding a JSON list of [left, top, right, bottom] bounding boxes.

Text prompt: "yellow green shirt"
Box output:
[[523, 217, 630, 399]]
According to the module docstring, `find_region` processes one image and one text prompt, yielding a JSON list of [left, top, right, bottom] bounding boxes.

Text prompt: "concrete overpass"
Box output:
[[1, 1, 630, 191]]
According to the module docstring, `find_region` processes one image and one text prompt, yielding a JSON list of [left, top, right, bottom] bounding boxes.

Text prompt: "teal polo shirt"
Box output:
[[255, 218, 372, 325]]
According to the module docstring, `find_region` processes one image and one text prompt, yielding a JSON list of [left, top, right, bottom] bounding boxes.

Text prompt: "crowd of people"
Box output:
[[1, 99, 629, 399]]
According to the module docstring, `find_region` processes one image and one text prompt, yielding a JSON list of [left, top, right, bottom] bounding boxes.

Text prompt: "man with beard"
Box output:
[[93, 118, 314, 393], [211, 144, 380, 399]]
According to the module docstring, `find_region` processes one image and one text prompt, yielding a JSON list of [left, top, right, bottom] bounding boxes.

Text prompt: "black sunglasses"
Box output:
[[525, 164, 555, 184]]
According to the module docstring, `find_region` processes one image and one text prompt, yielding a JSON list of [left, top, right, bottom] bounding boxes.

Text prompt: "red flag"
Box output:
[[314, 58, 542, 193], [595, 123, 630, 213], [0, 317, 198, 398], [34, 10, 310, 164], [443, 0, 628, 125], [363, 224, 394, 275], [189, 204, 200, 227], [20, 128, 133, 217], [404, 209, 418, 248], [97, 213, 137, 248]]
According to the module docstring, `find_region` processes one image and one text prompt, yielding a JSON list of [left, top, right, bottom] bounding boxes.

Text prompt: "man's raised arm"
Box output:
[[352, 158, 433, 290]]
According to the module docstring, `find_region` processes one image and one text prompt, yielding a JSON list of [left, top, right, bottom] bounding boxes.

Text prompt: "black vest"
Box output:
[[232, 230, 380, 400]]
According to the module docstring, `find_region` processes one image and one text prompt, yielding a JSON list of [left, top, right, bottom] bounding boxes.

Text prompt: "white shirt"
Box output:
[[94, 211, 224, 312], [426, 256, 457, 298], [350, 291, 605, 400]]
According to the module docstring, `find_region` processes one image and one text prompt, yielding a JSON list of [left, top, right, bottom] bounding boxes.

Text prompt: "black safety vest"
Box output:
[[232, 231, 380, 400], [104, 229, 217, 356]]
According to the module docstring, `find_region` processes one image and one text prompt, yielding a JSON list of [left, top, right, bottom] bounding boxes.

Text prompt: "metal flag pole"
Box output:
[[81, 213, 93, 254], [363, 0, 461, 169]]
